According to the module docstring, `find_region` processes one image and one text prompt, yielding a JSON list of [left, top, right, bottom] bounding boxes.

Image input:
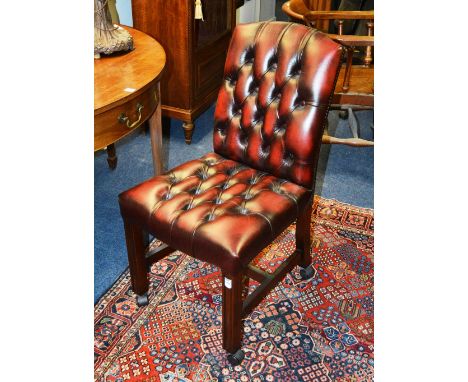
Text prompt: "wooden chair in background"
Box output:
[[282, 0, 333, 30], [283, 1, 374, 147]]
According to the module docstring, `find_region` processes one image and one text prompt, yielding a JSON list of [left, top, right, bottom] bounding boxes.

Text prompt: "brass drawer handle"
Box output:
[[118, 103, 144, 129]]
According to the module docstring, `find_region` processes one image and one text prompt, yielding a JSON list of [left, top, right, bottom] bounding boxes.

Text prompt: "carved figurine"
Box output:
[[94, 0, 133, 59]]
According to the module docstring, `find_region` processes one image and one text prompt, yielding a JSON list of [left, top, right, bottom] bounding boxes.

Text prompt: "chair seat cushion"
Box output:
[[119, 152, 311, 275]]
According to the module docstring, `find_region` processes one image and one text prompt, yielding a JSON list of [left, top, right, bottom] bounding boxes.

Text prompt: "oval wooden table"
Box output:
[[94, 26, 166, 175]]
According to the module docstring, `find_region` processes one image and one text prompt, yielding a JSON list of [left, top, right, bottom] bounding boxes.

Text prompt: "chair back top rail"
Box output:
[[305, 10, 374, 20]]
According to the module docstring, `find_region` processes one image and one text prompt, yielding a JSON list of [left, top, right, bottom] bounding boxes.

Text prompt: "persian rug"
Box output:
[[94, 196, 374, 382]]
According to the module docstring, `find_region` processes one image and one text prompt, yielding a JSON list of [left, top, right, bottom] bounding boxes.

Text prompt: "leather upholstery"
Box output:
[[214, 22, 342, 188], [119, 153, 311, 275], [119, 22, 342, 275]]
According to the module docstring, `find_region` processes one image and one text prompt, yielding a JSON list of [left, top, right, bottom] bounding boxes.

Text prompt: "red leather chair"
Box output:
[[118, 21, 342, 365]]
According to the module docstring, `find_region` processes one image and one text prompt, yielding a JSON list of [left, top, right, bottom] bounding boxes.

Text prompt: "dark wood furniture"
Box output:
[[94, 27, 166, 174], [305, 10, 374, 146], [282, 0, 332, 30], [284, 3, 374, 146], [132, 0, 237, 144], [118, 22, 343, 365]]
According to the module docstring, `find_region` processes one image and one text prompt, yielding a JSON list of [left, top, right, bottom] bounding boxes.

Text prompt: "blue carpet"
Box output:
[[94, 106, 373, 303]]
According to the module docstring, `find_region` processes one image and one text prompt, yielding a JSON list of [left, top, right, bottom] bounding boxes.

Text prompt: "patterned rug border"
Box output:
[[314, 196, 374, 214], [312, 196, 373, 236], [94, 196, 374, 380]]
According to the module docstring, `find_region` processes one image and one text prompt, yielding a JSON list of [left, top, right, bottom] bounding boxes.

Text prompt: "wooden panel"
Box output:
[[194, 44, 228, 102], [132, 0, 235, 144], [195, 0, 232, 49], [132, 0, 191, 110]]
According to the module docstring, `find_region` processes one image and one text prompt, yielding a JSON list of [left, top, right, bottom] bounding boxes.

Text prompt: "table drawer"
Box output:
[[94, 84, 159, 151]]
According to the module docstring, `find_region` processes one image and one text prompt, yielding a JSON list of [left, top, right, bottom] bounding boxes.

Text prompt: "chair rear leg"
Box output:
[[296, 201, 316, 280], [123, 219, 150, 306], [222, 272, 245, 365]]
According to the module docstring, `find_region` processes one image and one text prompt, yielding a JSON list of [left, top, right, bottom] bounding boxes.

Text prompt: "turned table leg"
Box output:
[[106, 143, 117, 170], [182, 122, 194, 145]]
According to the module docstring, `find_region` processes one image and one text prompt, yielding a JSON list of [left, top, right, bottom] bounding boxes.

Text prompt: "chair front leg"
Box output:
[[222, 272, 245, 364], [296, 200, 312, 267], [296, 200, 316, 280], [123, 219, 149, 306]]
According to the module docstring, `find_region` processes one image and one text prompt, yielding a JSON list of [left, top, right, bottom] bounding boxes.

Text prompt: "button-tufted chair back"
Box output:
[[214, 22, 342, 189]]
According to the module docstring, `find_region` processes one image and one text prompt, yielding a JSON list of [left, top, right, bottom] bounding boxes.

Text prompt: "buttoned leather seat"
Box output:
[[118, 21, 342, 365], [119, 152, 311, 275]]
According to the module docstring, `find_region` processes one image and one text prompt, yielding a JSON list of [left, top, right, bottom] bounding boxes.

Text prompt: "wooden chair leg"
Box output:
[[222, 272, 244, 362], [296, 201, 316, 279], [296, 201, 312, 267], [242, 275, 250, 300], [123, 219, 149, 305]]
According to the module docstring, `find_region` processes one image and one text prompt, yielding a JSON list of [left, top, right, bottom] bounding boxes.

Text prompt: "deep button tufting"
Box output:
[[248, 80, 259, 94], [244, 46, 255, 62], [215, 120, 228, 133], [228, 70, 238, 82], [232, 104, 242, 115], [208, 212, 216, 221], [283, 152, 295, 167], [243, 192, 255, 200], [203, 159, 217, 167], [120, 22, 343, 275], [196, 166, 210, 180], [226, 76, 237, 87], [253, 109, 264, 122], [290, 59, 302, 76], [271, 87, 280, 98], [211, 22, 343, 190], [274, 125, 286, 135], [218, 128, 227, 138], [189, 186, 202, 195], [267, 53, 278, 68], [167, 173, 178, 185], [261, 142, 270, 156], [226, 165, 245, 176], [119, 152, 314, 274], [237, 205, 250, 215], [238, 129, 248, 146], [249, 173, 264, 185], [274, 116, 288, 134], [270, 180, 285, 194], [293, 97, 306, 108]]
